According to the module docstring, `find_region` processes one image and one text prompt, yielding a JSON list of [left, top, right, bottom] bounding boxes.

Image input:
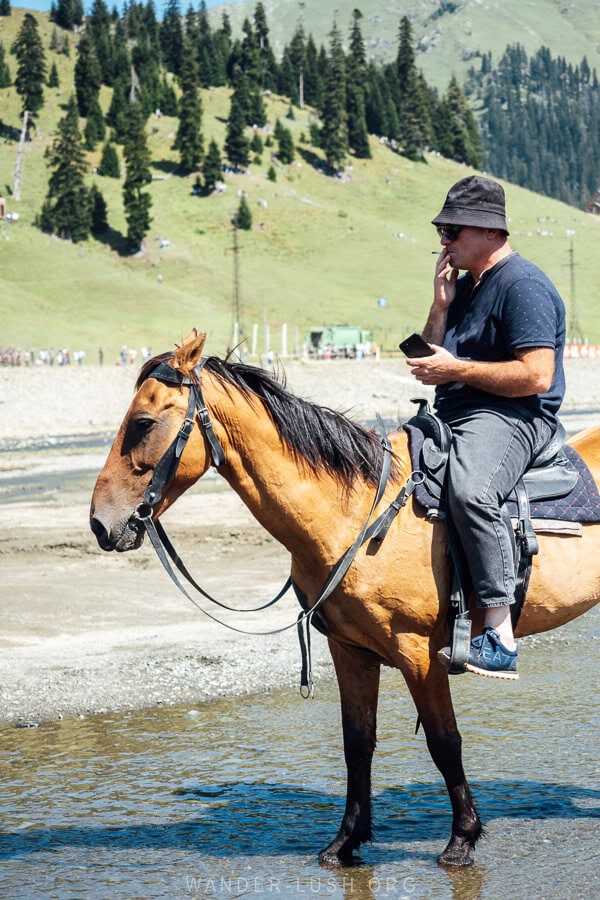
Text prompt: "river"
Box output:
[[0, 606, 598, 899]]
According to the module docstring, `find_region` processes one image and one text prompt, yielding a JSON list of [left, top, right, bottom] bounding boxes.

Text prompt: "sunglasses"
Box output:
[[436, 225, 463, 241]]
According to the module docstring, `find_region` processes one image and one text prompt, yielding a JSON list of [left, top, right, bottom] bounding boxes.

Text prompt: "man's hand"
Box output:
[[434, 248, 459, 310], [406, 344, 457, 385]]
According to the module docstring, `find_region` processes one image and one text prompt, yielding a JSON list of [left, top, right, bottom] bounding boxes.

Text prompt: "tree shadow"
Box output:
[[151, 159, 182, 176], [296, 144, 329, 175], [0, 122, 21, 142], [93, 224, 130, 256]]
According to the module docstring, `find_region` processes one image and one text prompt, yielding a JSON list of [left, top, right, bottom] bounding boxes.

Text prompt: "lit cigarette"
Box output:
[[431, 251, 441, 254]]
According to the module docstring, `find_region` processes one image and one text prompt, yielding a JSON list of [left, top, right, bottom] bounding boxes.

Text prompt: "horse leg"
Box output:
[[319, 639, 381, 866], [403, 651, 483, 867]]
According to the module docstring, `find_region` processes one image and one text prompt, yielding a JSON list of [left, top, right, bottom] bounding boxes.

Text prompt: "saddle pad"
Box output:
[[404, 424, 600, 523]]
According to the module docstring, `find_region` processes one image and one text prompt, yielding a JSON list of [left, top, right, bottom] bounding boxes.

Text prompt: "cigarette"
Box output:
[[431, 251, 441, 254]]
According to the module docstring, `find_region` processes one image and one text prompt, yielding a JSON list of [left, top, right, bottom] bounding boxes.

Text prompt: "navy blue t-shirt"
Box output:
[[434, 252, 566, 428]]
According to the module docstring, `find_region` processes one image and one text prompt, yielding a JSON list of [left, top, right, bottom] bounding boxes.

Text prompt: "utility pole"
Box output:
[[228, 218, 246, 356], [13, 110, 29, 202], [566, 230, 582, 343]]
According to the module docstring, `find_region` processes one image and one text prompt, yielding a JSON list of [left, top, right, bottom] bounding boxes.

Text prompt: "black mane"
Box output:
[[138, 353, 396, 488]]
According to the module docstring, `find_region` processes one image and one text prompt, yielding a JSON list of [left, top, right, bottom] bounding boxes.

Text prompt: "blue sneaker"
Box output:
[[464, 627, 519, 680]]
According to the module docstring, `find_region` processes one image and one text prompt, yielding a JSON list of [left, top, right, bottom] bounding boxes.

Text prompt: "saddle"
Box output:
[[405, 398, 580, 673]]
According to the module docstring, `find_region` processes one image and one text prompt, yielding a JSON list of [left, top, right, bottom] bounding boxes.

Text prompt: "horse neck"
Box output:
[[206, 379, 366, 561]]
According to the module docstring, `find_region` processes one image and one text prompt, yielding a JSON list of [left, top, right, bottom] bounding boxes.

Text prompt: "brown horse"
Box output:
[[90, 329, 600, 868]]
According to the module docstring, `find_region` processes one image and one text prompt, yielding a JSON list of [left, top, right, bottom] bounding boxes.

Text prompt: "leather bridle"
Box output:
[[137, 359, 225, 519]]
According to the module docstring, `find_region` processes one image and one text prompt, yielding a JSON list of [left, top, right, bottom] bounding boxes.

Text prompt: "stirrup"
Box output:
[[447, 613, 472, 675]]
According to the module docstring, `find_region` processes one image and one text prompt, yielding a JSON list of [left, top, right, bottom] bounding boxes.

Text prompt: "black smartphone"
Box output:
[[399, 332, 434, 358]]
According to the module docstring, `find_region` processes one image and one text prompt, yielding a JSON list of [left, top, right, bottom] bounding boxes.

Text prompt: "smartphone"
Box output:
[[399, 333, 434, 358]]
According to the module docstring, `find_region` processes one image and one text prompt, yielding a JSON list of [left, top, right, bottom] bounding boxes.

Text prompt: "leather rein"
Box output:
[[135, 358, 417, 696]]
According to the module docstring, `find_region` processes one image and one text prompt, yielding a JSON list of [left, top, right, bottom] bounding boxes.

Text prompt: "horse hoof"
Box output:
[[437, 838, 475, 868], [318, 844, 357, 868]]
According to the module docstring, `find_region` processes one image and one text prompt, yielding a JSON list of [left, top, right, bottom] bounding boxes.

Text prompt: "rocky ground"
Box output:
[[1, 356, 599, 725]]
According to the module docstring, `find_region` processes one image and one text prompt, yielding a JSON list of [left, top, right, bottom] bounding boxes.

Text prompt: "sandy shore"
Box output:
[[1, 357, 599, 725]]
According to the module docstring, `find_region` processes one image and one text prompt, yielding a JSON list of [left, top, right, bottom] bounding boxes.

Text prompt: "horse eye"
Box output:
[[133, 416, 155, 433]]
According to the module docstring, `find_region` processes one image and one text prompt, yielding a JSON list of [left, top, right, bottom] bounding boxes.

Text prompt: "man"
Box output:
[[406, 175, 566, 679]]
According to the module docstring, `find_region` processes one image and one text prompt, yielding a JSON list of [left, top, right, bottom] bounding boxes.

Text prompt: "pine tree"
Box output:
[[438, 76, 483, 168], [287, 22, 306, 107], [229, 64, 251, 124], [277, 125, 294, 164], [303, 35, 322, 108], [98, 141, 120, 177], [203, 137, 222, 193], [122, 102, 153, 250], [160, 0, 184, 76], [0, 0, 11, 17], [0, 41, 11, 87], [346, 9, 371, 159], [224, 91, 250, 170], [249, 84, 267, 127], [11, 13, 47, 128], [84, 96, 106, 150], [41, 96, 91, 242], [395, 16, 430, 160], [74, 32, 102, 118], [51, 0, 83, 31], [364, 66, 387, 136], [253, 2, 277, 90], [196, 1, 216, 87], [173, 40, 204, 171], [106, 78, 128, 143], [239, 17, 260, 84], [111, 20, 131, 85], [89, 183, 108, 233], [158, 75, 178, 117], [88, 0, 114, 86], [235, 195, 252, 230], [47, 60, 59, 88], [250, 133, 263, 155], [320, 21, 347, 173]]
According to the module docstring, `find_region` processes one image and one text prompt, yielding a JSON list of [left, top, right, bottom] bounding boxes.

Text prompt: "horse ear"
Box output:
[[172, 329, 207, 373]]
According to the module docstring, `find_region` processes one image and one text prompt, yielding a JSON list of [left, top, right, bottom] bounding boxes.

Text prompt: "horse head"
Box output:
[[90, 329, 216, 552]]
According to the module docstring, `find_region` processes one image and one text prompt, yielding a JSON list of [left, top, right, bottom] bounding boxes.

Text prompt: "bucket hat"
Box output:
[[432, 175, 509, 233]]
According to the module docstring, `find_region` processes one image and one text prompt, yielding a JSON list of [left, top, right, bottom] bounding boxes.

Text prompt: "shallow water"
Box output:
[[1, 606, 598, 900]]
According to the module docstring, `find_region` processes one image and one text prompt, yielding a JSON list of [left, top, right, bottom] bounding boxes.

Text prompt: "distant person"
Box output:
[[405, 175, 566, 679]]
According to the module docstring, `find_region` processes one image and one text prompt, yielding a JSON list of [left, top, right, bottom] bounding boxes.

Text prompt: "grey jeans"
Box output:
[[438, 403, 553, 608]]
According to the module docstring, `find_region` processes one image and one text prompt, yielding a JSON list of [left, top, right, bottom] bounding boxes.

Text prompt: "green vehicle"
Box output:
[[306, 325, 373, 358]]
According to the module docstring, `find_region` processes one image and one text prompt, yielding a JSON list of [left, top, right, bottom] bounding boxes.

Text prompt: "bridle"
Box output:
[[133, 357, 419, 696], [137, 359, 226, 519]]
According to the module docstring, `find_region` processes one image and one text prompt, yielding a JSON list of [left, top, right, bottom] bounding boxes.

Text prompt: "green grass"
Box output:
[[1, 8, 600, 363]]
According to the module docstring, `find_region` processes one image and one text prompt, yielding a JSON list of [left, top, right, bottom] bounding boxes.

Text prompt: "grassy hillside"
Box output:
[[208, 0, 600, 93], [1, 8, 599, 364]]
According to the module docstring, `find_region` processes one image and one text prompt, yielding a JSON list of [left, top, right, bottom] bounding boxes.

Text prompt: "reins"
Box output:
[[136, 358, 418, 697]]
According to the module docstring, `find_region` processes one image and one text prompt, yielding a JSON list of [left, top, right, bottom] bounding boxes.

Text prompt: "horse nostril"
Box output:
[[90, 516, 113, 551]]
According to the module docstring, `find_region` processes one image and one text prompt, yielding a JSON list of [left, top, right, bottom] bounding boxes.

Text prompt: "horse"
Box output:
[[90, 329, 600, 868]]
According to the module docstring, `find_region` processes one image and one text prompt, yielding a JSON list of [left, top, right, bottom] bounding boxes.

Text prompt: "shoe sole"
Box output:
[[464, 662, 519, 681]]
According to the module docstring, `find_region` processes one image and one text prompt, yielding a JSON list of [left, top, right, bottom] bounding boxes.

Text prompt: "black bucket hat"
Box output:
[[432, 175, 509, 233]]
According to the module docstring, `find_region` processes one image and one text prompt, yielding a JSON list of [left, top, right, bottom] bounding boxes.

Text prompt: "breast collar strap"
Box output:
[[142, 358, 226, 511]]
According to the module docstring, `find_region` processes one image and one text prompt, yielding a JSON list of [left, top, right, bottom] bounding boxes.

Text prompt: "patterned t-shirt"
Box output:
[[434, 252, 566, 427]]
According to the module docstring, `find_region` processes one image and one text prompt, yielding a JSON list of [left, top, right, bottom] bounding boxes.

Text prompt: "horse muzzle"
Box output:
[[89, 509, 146, 552]]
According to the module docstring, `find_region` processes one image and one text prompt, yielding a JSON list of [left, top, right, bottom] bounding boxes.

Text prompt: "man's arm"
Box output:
[[422, 248, 459, 344], [409, 346, 556, 397]]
